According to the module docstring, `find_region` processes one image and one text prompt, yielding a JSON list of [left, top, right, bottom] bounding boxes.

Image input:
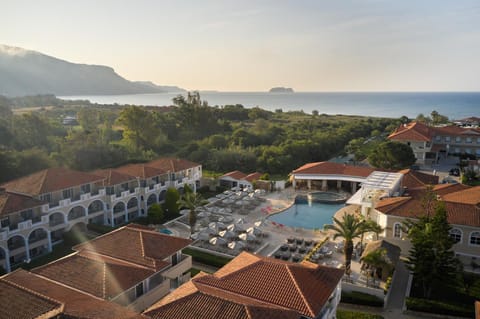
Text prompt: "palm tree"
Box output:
[[324, 212, 366, 275], [359, 219, 384, 255], [177, 189, 207, 234]]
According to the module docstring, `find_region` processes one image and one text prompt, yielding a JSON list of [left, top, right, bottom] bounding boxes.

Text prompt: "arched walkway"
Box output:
[[147, 193, 157, 207], [28, 228, 50, 258], [0, 246, 8, 273], [159, 190, 167, 202], [127, 197, 139, 221], [88, 200, 104, 215], [49, 212, 66, 227], [68, 206, 86, 221], [7, 235, 27, 266]]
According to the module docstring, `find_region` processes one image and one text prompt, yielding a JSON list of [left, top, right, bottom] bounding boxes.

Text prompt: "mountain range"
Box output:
[[0, 44, 184, 97]]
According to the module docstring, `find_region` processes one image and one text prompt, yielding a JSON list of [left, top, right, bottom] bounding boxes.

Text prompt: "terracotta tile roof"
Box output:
[[442, 186, 480, 205], [3, 269, 144, 319], [245, 172, 262, 182], [1, 167, 104, 196], [33, 251, 155, 299], [115, 163, 167, 179], [292, 162, 374, 178], [192, 252, 344, 318], [434, 125, 480, 136], [375, 186, 480, 227], [148, 157, 200, 172], [73, 224, 191, 270], [388, 121, 433, 142], [221, 170, 248, 180], [0, 189, 46, 217], [145, 278, 300, 319], [94, 169, 137, 186], [398, 169, 439, 189], [0, 279, 64, 319], [432, 183, 470, 196]]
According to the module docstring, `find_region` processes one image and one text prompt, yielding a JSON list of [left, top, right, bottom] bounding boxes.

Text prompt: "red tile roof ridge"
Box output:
[[77, 250, 156, 271], [16, 269, 110, 302], [102, 262, 107, 299], [1, 271, 65, 308], [285, 265, 315, 317]]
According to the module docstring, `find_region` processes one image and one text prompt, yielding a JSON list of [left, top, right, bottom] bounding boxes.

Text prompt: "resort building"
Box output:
[[0, 157, 201, 273], [0, 269, 144, 319], [219, 170, 262, 190], [144, 251, 344, 319], [388, 121, 480, 165], [291, 161, 375, 193], [31, 224, 192, 312]]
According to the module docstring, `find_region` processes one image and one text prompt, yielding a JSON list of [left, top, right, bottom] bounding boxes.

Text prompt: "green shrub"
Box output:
[[336, 310, 384, 319], [341, 291, 384, 307], [183, 247, 232, 268], [406, 297, 474, 317]]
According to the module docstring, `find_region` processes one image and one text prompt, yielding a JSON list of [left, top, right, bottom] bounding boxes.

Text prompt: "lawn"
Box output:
[[336, 310, 383, 319]]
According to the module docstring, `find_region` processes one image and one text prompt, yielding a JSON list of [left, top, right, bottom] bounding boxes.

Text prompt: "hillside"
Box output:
[[0, 44, 184, 96]]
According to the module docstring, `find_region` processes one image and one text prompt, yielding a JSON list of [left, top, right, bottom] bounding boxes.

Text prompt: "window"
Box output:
[[454, 148, 460, 154], [1, 217, 9, 228], [20, 209, 33, 221], [465, 148, 472, 154], [470, 232, 480, 245], [121, 183, 128, 191], [62, 188, 73, 199], [135, 282, 144, 298], [476, 149, 480, 156], [393, 223, 402, 238], [106, 186, 114, 195], [455, 136, 462, 143], [466, 137, 472, 144], [435, 135, 441, 142], [80, 184, 91, 194], [449, 228, 462, 243], [40, 193, 51, 203], [445, 136, 451, 142], [477, 137, 480, 144]]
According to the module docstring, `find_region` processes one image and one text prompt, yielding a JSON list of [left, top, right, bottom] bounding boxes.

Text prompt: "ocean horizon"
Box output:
[[61, 91, 480, 119]]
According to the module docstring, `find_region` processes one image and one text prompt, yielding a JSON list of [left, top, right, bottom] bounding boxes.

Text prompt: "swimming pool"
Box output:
[[159, 228, 173, 235], [268, 201, 345, 230]]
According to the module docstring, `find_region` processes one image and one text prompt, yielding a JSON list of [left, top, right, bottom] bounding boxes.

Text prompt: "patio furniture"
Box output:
[[295, 238, 304, 245], [280, 244, 288, 251], [289, 244, 297, 252], [282, 251, 291, 260]]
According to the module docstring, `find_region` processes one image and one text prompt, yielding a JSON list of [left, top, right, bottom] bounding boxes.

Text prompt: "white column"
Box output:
[[351, 182, 357, 193], [47, 231, 52, 252], [322, 180, 327, 191], [307, 180, 311, 190], [4, 249, 11, 273], [24, 238, 30, 261], [337, 180, 342, 190], [292, 179, 296, 189]]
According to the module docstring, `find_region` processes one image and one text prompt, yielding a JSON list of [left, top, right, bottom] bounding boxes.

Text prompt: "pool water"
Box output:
[[268, 202, 345, 230], [159, 228, 173, 235]]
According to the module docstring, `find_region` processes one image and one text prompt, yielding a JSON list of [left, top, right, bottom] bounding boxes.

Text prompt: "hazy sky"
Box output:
[[2, 0, 480, 91]]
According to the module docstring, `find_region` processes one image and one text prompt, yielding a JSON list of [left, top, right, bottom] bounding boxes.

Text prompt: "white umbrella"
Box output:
[[247, 227, 262, 236], [219, 230, 236, 239], [228, 241, 246, 251], [209, 237, 227, 246], [227, 223, 245, 233], [236, 218, 246, 224], [198, 232, 211, 241], [254, 220, 265, 227], [239, 233, 256, 242], [224, 207, 233, 214], [208, 222, 218, 229]]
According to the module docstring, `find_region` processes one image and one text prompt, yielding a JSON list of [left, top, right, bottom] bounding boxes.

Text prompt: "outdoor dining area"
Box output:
[[272, 237, 318, 263]]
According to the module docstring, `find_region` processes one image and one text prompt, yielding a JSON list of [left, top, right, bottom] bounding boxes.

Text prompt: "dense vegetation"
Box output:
[[0, 93, 401, 183]]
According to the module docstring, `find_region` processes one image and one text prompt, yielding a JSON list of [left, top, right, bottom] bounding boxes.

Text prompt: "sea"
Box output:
[[61, 92, 480, 119]]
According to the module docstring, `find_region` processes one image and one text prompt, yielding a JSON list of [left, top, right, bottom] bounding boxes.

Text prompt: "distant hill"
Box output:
[[269, 87, 294, 93], [0, 44, 184, 97]]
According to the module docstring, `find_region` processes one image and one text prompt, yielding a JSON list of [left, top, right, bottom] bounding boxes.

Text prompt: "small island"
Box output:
[[269, 87, 294, 93]]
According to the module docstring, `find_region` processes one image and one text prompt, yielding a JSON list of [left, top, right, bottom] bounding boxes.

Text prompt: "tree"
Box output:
[[406, 201, 459, 298], [368, 141, 416, 170], [163, 187, 180, 219], [361, 248, 392, 285], [359, 219, 384, 255], [177, 186, 207, 234], [116, 105, 165, 152], [324, 213, 367, 275], [147, 203, 164, 224], [430, 110, 449, 125]]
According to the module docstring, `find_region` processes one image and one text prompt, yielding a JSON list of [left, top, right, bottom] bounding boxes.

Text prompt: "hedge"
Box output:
[[86, 223, 115, 234], [341, 291, 384, 307], [336, 310, 384, 319], [183, 247, 232, 268], [406, 297, 474, 317]]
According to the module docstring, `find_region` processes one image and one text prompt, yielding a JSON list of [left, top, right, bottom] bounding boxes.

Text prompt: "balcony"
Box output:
[[162, 254, 192, 280]]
